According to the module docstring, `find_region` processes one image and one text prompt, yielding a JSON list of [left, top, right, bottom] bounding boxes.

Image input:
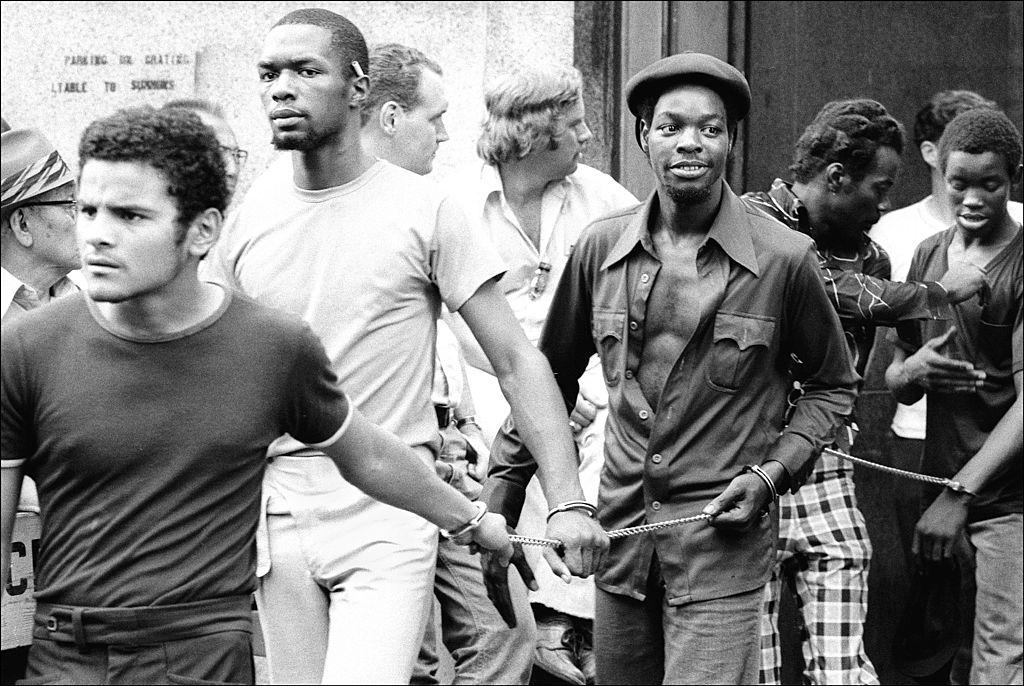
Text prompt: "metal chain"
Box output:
[[509, 513, 712, 548], [823, 447, 964, 490], [508, 449, 964, 549]]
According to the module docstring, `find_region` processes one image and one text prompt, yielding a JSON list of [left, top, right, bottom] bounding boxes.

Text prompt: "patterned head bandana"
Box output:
[[1, 128, 74, 211]]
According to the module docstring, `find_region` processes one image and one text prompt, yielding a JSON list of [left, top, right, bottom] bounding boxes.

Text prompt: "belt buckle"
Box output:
[[46, 616, 58, 631]]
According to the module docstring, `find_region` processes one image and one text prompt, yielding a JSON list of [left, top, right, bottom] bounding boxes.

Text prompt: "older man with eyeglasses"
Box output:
[[0, 126, 81, 565], [1, 127, 80, 322], [163, 99, 248, 198]]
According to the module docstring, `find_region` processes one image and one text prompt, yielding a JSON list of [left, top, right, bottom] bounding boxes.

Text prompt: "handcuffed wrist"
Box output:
[[456, 415, 479, 430], [742, 464, 779, 502], [546, 500, 597, 522], [441, 501, 488, 540], [944, 480, 976, 501]]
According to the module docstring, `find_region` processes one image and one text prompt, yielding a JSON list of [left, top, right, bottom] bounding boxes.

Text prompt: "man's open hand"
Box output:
[[903, 327, 986, 394], [481, 528, 538, 628]]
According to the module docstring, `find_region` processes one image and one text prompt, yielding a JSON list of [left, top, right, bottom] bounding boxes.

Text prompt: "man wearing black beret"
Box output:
[[486, 52, 858, 683]]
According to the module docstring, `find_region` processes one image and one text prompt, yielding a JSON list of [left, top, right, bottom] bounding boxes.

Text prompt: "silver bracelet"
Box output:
[[455, 416, 479, 430], [743, 464, 779, 501], [546, 500, 597, 522], [440, 501, 488, 540]]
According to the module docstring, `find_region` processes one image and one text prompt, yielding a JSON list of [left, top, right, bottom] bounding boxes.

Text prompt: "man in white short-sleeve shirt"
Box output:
[[444, 65, 638, 685], [206, 9, 607, 684]]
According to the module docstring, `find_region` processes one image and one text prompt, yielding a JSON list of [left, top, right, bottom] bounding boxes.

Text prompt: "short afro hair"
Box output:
[[913, 90, 999, 147], [274, 8, 367, 79], [938, 108, 1023, 178], [789, 99, 905, 184], [362, 43, 443, 126], [476, 65, 583, 166], [78, 105, 229, 228]]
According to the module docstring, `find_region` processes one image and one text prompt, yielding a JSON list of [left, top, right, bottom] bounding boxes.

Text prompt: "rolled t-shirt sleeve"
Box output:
[[1, 326, 31, 469], [430, 194, 507, 312], [283, 324, 353, 448]]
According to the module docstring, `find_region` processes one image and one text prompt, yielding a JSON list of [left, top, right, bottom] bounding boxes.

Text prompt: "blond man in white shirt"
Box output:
[[446, 65, 639, 685]]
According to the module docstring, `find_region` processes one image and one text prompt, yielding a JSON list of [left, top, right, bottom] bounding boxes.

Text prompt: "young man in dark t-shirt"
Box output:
[[0, 106, 512, 685], [887, 108, 1023, 685]]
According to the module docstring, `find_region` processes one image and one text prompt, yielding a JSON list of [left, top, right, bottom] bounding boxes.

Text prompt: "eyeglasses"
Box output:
[[220, 146, 249, 166], [22, 199, 77, 214]]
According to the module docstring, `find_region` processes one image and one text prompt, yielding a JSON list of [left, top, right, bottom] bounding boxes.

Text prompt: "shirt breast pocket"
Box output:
[[592, 309, 626, 387], [977, 318, 1013, 369], [706, 312, 776, 393]]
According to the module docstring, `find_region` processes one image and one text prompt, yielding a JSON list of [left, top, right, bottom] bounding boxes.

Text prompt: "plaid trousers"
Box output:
[[759, 453, 879, 685]]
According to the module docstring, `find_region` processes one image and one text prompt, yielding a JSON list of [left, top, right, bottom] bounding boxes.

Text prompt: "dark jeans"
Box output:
[[19, 597, 254, 685], [594, 556, 762, 685]]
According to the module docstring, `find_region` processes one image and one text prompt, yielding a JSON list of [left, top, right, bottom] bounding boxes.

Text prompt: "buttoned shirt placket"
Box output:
[[607, 218, 747, 592]]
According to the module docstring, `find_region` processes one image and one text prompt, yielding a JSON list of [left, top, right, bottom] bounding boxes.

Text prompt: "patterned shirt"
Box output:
[[742, 180, 893, 376], [487, 186, 858, 604], [743, 179, 950, 329]]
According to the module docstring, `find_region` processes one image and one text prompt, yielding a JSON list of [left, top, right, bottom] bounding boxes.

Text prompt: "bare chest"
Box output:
[[637, 240, 704, 407], [510, 199, 544, 250]]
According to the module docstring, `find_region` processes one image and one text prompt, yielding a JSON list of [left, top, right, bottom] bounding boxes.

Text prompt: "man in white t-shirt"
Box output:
[[360, 42, 537, 685], [208, 9, 607, 684], [871, 90, 1023, 447]]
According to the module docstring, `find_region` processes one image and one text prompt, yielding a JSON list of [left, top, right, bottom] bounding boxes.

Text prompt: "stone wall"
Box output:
[[1, 1, 574, 195]]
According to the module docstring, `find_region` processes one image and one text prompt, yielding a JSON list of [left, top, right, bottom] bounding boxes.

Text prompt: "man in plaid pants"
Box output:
[[742, 99, 985, 684]]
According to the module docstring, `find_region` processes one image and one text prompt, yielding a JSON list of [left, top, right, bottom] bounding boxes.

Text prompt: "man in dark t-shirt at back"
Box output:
[[0, 106, 512, 685], [887, 108, 1022, 685]]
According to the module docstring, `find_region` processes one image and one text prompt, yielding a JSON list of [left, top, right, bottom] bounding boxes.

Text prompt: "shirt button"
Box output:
[[651, 453, 662, 464], [651, 501, 661, 511], [629, 320, 638, 331], [638, 410, 649, 420], [625, 370, 634, 379], [640, 273, 650, 284]]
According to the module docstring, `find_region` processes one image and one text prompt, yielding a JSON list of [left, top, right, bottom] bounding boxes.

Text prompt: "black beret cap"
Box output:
[[625, 52, 751, 122]]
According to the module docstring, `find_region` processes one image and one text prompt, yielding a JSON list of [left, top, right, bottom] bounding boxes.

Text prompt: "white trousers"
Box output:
[[255, 455, 437, 685]]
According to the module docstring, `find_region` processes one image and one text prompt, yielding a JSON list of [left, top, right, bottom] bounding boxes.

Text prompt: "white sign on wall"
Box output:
[[8, 46, 197, 169]]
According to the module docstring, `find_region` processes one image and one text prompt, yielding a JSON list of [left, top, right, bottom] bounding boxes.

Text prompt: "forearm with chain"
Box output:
[[508, 447, 966, 548]]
